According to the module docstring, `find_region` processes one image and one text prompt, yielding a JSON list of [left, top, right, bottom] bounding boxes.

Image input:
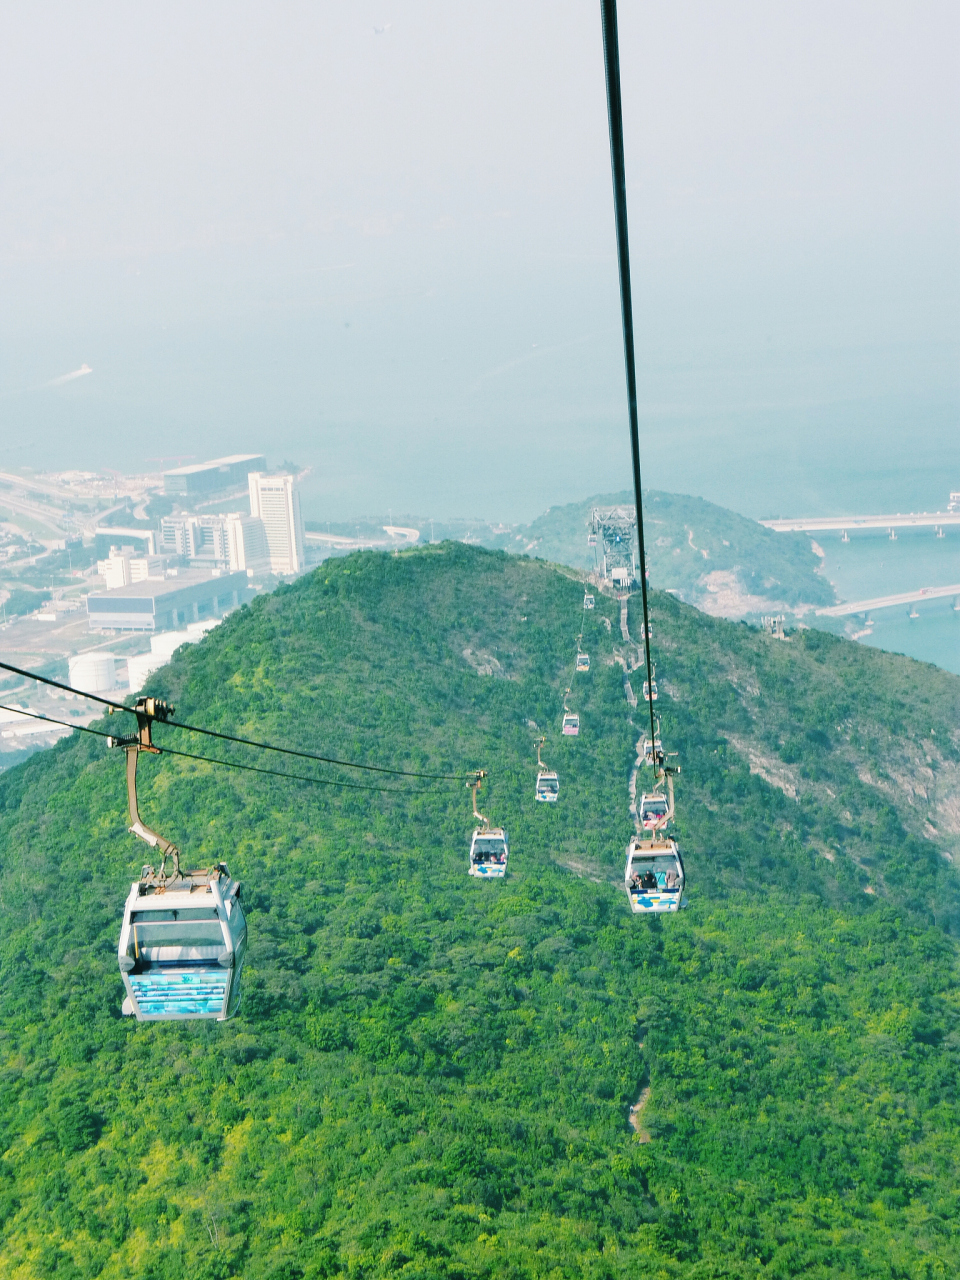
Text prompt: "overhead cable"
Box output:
[[0, 658, 466, 782], [599, 0, 660, 774], [0, 703, 429, 795]]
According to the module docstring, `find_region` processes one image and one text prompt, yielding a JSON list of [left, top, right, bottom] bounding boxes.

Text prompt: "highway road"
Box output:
[[817, 583, 960, 618], [762, 512, 960, 533]]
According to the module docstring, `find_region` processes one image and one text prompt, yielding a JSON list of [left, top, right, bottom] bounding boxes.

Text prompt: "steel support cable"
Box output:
[[0, 702, 433, 794], [599, 0, 660, 777], [0, 658, 466, 783]]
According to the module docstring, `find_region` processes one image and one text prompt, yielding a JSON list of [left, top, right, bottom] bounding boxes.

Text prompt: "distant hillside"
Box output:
[[311, 490, 834, 618], [0, 545, 957, 1276], [515, 489, 834, 615]]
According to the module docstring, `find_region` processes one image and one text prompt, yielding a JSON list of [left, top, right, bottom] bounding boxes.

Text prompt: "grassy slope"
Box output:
[[509, 490, 832, 609], [0, 545, 957, 1277]]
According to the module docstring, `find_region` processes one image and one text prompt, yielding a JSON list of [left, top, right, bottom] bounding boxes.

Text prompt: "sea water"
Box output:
[[817, 526, 960, 675]]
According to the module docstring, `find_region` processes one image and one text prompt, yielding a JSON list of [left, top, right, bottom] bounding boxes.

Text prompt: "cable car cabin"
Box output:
[[587, 533, 598, 547], [576, 653, 590, 672], [118, 864, 246, 1022], [562, 712, 580, 736], [583, 594, 595, 609], [469, 828, 509, 878], [624, 837, 684, 914], [638, 792, 669, 831], [642, 679, 658, 702], [641, 735, 663, 768], [536, 770, 560, 802]]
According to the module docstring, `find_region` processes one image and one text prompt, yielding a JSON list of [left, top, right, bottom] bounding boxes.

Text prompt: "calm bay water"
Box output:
[[817, 526, 960, 675]]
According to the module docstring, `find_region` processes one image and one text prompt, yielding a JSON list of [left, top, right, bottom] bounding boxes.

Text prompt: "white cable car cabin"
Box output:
[[118, 864, 247, 1021], [576, 652, 590, 672], [641, 735, 664, 767], [562, 712, 580, 736], [110, 704, 247, 1022], [467, 771, 509, 877], [638, 792, 669, 831], [534, 738, 559, 802], [637, 767, 676, 833], [642, 679, 658, 702], [536, 771, 559, 802], [624, 836, 684, 914], [583, 594, 595, 609], [587, 532, 598, 547], [469, 829, 509, 877]]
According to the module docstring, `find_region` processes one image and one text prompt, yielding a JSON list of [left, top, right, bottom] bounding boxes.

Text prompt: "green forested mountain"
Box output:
[[0, 544, 958, 1279], [311, 488, 832, 615], [512, 490, 832, 612]]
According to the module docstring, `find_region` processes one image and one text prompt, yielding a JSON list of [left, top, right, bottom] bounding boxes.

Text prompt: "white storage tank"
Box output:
[[68, 652, 117, 694], [127, 653, 163, 694]]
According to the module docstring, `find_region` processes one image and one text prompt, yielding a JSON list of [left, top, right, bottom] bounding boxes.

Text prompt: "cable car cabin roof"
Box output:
[[536, 771, 560, 801], [624, 838, 684, 915], [117, 865, 247, 1022], [638, 793, 669, 830], [469, 827, 509, 878]]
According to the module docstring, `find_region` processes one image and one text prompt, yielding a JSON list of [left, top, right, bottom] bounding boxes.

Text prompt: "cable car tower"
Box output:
[[590, 506, 638, 588]]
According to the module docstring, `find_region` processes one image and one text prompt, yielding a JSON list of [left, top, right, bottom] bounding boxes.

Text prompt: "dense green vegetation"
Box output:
[[1, 587, 52, 617], [511, 490, 832, 610], [0, 544, 957, 1278], [307, 489, 830, 614]]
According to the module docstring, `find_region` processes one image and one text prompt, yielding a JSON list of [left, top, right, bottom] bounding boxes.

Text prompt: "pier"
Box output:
[[761, 512, 960, 534], [817, 583, 960, 618]]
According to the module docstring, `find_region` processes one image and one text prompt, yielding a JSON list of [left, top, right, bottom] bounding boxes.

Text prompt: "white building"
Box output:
[[247, 473, 305, 574], [159, 515, 231, 564], [160, 512, 271, 576], [225, 513, 271, 575], [97, 549, 164, 589]]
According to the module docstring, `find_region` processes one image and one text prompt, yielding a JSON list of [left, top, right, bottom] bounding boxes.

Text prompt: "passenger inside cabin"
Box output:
[[640, 870, 658, 891], [664, 868, 679, 891]]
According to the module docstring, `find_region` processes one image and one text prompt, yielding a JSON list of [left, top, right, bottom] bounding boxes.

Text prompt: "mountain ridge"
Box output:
[[0, 543, 957, 1277]]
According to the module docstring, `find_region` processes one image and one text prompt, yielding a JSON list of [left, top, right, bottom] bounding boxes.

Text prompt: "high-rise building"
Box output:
[[247, 474, 305, 575], [224, 513, 271, 575]]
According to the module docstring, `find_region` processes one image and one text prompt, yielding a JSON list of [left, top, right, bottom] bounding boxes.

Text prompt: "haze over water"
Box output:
[[1, 1, 956, 526]]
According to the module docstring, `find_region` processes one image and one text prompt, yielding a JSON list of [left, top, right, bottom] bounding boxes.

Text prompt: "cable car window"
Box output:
[[472, 837, 506, 858]]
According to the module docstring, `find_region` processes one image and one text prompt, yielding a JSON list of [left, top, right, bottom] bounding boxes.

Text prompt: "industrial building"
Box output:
[[248, 473, 305, 574], [162, 454, 266, 499], [86, 569, 248, 632]]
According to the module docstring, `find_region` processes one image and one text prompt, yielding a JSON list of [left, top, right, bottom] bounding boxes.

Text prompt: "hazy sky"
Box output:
[[0, 1, 956, 521]]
